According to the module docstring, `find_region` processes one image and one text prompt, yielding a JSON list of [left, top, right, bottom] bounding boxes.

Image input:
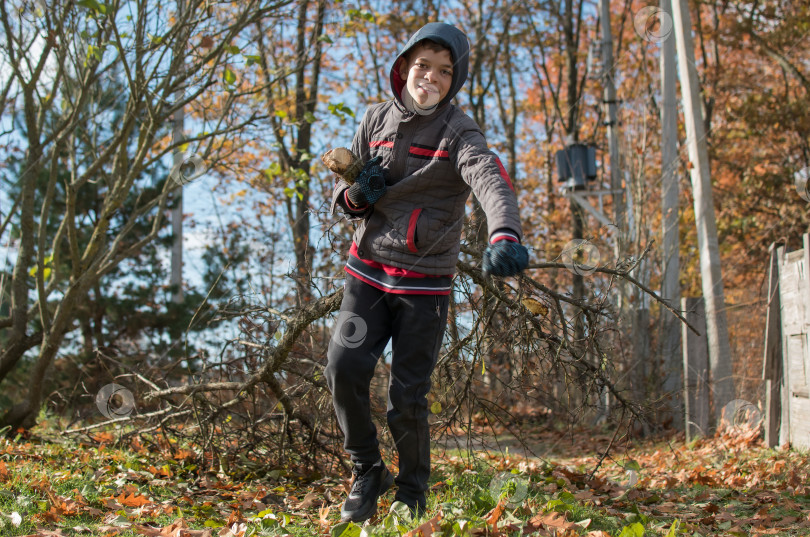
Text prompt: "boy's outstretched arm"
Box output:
[[453, 121, 529, 277]]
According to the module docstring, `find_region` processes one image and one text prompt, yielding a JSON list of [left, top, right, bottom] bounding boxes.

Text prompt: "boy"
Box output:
[[325, 22, 528, 523]]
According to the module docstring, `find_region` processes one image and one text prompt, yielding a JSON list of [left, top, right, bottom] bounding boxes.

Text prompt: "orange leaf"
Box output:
[[404, 513, 442, 536], [42, 506, 62, 523], [318, 505, 332, 527], [529, 511, 576, 531], [55, 498, 82, 516], [175, 449, 196, 461], [118, 493, 152, 508], [147, 465, 172, 478], [91, 432, 115, 444], [485, 499, 506, 526], [133, 525, 163, 537], [0, 461, 9, 482], [225, 510, 246, 526]]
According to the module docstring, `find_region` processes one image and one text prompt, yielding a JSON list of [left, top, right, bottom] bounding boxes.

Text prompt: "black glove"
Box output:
[[346, 156, 386, 207], [482, 241, 529, 277]]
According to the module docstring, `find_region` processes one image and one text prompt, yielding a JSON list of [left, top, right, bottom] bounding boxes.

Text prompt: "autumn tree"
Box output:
[[0, 0, 291, 429]]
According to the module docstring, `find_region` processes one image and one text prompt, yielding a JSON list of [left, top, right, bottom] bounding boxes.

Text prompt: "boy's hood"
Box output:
[[389, 22, 470, 110]]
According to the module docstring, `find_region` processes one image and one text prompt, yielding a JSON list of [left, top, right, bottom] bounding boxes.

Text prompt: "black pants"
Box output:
[[324, 275, 450, 503]]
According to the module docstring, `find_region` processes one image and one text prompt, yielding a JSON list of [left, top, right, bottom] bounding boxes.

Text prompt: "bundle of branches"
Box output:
[[61, 240, 693, 481]]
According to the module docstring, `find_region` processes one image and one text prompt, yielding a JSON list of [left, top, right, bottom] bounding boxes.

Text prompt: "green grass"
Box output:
[[2, 427, 809, 536]]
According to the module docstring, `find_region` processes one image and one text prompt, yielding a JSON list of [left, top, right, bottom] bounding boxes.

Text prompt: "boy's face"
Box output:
[[399, 45, 453, 108]]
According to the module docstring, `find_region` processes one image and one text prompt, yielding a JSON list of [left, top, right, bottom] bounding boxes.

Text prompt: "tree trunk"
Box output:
[[289, 0, 325, 306], [0, 76, 44, 387], [170, 93, 185, 304], [2, 282, 88, 429]]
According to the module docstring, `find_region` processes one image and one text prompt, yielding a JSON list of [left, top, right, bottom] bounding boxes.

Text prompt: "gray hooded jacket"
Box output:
[[331, 22, 523, 275]]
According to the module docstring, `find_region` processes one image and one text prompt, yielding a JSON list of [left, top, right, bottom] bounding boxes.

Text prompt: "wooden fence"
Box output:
[[763, 234, 810, 449]]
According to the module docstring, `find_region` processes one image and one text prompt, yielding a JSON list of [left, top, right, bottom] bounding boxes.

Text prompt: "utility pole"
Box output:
[[598, 0, 640, 416], [598, 0, 623, 236], [659, 0, 682, 422], [671, 0, 735, 423]]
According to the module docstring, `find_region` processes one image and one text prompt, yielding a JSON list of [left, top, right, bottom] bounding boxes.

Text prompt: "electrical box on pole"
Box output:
[[556, 144, 622, 229], [555, 143, 597, 190]]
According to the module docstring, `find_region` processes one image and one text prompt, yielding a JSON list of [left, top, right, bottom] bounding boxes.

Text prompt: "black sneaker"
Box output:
[[340, 461, 394, 522]]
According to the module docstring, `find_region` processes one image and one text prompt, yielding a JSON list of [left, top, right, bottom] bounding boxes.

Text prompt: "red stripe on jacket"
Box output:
[[370, 140, 394, 148], [406, 208, 422, 253], [495, 157, 515, 192], [409, 146, 449, 158], [349, 242, 449, 278]]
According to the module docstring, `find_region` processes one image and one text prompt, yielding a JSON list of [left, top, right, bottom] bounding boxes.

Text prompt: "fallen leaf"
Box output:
[[32, 527, 68, 537], [528, 511, 576, 530], [656, 502, 680, 513], [318, 505, 332, 527], [522, 297, 548, 316], [218, 522, 246, 537], [134, 524, 170, 537], [91, 432, 115, 444], [574, 490, 597, 502], [94, 526, 124, 536], [404, 513, 442, 536], [703, 503, 720, 514], [293, 490, 320, 510], [134, 519, 214, 537], [485, 499, 506, 526], [102, 513, 132, 528], [56, 497, 83, 516], [41, 506, 62, 523], [104, 498, 124, 510], [118, 493, 153, 508], [699, 515, 716, 526]]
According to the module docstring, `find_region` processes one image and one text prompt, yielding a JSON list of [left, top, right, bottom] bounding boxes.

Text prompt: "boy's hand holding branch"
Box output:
[[323, 148, 387, 209]]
